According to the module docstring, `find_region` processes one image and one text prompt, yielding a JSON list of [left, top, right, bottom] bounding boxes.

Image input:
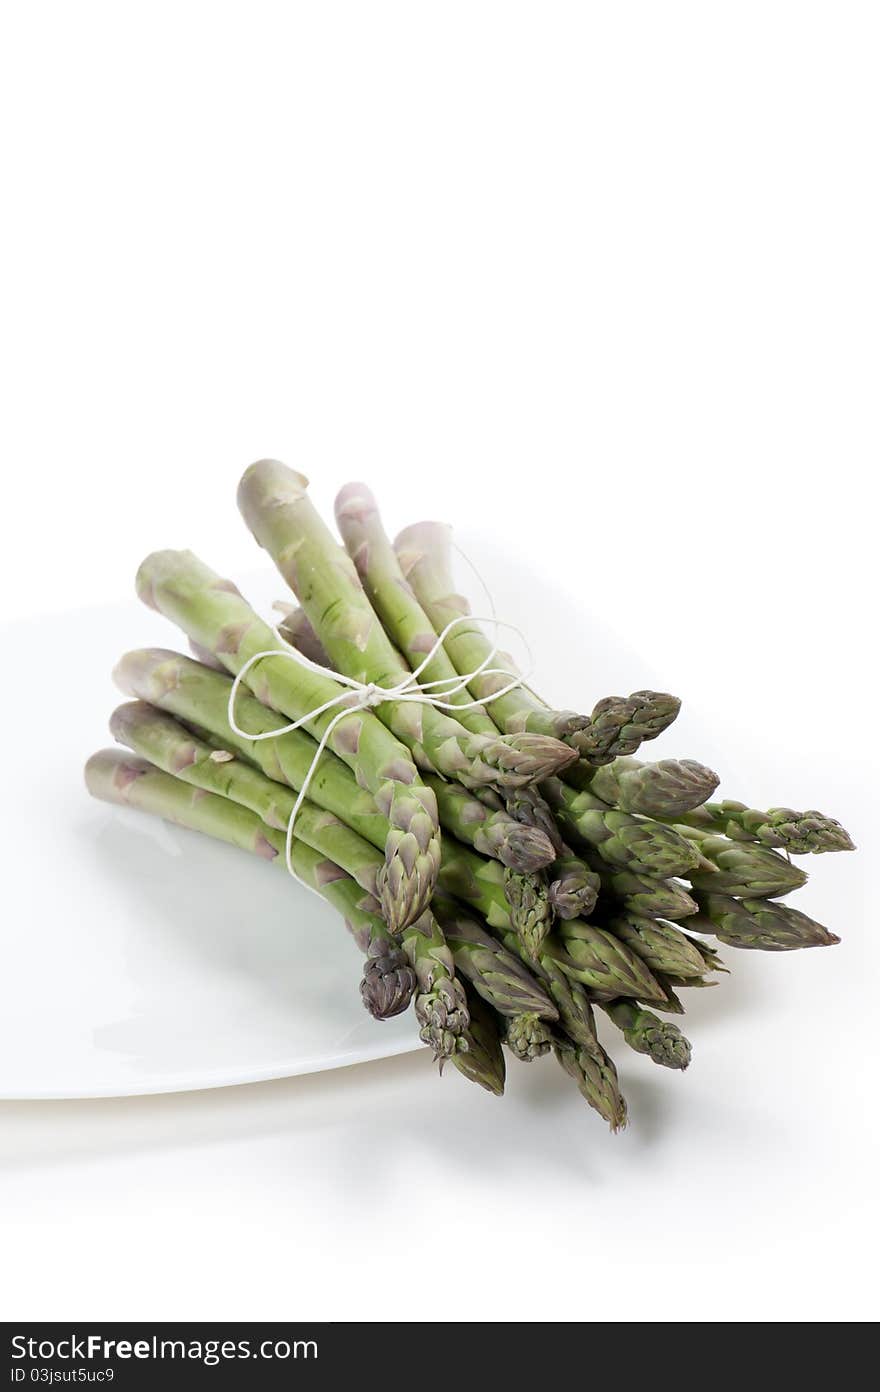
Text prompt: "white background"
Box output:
[[1, 1, 877, 1322]]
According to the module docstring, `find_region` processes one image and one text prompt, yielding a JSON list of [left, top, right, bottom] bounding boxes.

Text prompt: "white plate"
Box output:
[[0, 541, 657, 1099]]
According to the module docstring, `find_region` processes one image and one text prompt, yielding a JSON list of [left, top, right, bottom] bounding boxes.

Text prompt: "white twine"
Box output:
[[225, 546, 533, 894]]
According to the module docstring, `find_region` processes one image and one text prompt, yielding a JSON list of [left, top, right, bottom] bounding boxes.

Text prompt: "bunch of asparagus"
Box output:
[[85, 460, 854, 1129]]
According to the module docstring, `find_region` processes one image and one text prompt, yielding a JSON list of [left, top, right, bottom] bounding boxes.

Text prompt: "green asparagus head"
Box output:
[[554, 1040, 628, 1131], [691, 892, 840, 951], [415, 982, 471, 1063], [503, 1012, 553, 1062], [572, 691, 681, 765], [592, 757, 720, 817], [486, 732, 578, 786], [607, 911, 710, 979], [739, 804, 854, 854], [503, 869, 555, 959], [687, 836, 808, 899], [452, 990, 506, 1095], [606, 1000, 692, 1070]]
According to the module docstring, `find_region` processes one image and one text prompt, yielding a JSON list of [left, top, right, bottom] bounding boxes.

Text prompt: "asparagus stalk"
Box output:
[[590, 861, 700, 921], [112, 709, 603, 1048], [110, 701, 383, 899], [601, 1000, 692, 1070], [423, 775, 556, 872], [554, 1040, 628, 1132], [116, 649, 554, 875], [431, 897, 558, 1021], [453, 988, 506, 1096], [582, 756, 720, 816], [334, 482, 504, 741], [502, 869, 555, 959], [236, 460, 576, 790], [689, 892, 840, 951], [278, 587, 572, 869], [604, 912, 711, 979], [497, 783, 566, 856], [672, 801, 855, 854], [394, 519, 678, 763], [681, 831, 809, 899], [554, 918, 669, 1002], [135, 549, 440, 934], [543, 777, 700, 878]]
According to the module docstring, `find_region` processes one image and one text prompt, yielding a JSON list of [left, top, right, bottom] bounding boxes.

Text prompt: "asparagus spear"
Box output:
[[110, 701, 384, 899], [570, 690, 682, 765], [554, 918, 669, 1001], [583, 756, 721, 817], [672, 800, 855, 854], [431, 897, 558, 1021], [453, 988, 506, 1096], [591, 862, 700, 921], [689, 892, 840, 951], [278, 587, 573, 867], [87, 748, 468, 1055], [135, 549, 440, 934], [423, 775, 555, 872], [237, 460, 576, 790], [601, 1000, 692, 1070], [498, 783, 566, 855], [502, 868, 555, 958], [543, 777, 700, 878], [435, 841, 666, 1000], [681, 832, 809, 899], [334, 482, 505, 741], [112, 709, 589, 1044], [394, 519, 678, 764], [604, 911, 710, 979], [554, 1040, 628, 1132], [117, 649, 555, 875]]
